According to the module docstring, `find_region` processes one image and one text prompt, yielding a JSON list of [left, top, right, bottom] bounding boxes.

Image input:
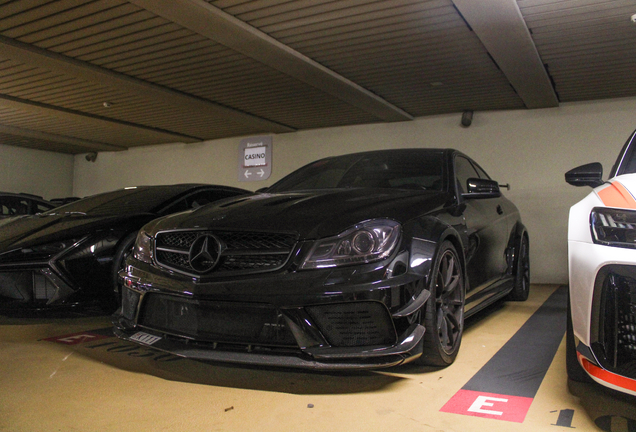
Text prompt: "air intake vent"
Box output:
[[306, 302, 396, 347]]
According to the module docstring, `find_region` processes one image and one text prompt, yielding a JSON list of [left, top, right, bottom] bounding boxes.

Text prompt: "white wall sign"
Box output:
[[238, 136, 272, 182]]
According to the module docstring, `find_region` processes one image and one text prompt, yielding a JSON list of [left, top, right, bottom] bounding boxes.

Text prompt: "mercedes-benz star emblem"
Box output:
[[188, 234, 222, 273]]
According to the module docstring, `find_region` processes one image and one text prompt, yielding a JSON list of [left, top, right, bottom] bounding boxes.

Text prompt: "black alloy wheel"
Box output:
[[508, 234, 530, 301], [417, 241, 465, 366]]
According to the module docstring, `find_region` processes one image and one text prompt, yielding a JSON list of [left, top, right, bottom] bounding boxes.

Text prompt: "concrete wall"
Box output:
[[73, 96, 636, 284], [0, 144, 74, 200]]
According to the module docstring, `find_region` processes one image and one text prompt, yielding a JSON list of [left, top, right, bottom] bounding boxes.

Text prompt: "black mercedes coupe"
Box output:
[[0, 184, 249, 311], [114, 149, 530, 369]]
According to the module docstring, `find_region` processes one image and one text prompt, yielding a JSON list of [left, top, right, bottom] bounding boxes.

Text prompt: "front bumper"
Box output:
[[569, 241, 636, 395], [113, 254, 430, 369]]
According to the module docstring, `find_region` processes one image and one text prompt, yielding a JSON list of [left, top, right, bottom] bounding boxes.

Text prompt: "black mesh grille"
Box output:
[[306, 302, 396, 347], [154, 230, 297, 277], [139, 294, 297, 347], [0, 270, 58, 303], [598, 271, 636, 379], [157, 232, 198, 249]]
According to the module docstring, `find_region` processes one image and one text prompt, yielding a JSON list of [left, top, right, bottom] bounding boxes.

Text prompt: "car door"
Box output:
[[454, 155, 510, 308]]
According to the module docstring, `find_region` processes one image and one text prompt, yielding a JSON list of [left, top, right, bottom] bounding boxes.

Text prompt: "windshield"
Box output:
[[41, 186, 191, 216], [612, 130, 636, 177], [268, 150, 445, 193]]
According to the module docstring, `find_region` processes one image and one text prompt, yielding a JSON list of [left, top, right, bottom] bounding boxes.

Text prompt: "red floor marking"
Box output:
[[440, 389, 534, 423], [43, 331, 111, 345]]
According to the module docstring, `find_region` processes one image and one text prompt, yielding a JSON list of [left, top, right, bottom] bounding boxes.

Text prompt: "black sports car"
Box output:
[[114, 149, 530, 369], [0, 184, 249, 310]]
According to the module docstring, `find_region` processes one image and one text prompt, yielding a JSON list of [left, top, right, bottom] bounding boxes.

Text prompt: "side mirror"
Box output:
[[565, 162, 604, 187], [462, 178, 501, 199]]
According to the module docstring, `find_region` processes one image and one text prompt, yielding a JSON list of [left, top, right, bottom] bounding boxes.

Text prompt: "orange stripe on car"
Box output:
[[597, 180, 636, 209], [579, 354, 636, 393]]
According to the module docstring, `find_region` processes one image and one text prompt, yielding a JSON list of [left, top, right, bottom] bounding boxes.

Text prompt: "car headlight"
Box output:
[[133, 230, 154, 264], [300, 219, 401, 269], [591, 207, 636, 248]]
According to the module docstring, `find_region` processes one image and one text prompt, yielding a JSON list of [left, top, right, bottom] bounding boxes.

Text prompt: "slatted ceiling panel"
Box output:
[[44, 18, 175, 56], [258, 1, 451, 36], [137, 54, 248, 84], [269, 2, 455, 40], [1, 2, 122, 39], [22, 7, 155, 47], [110, 41, 229, 73], [1, 105, 137, 148], [280, 12, 461, 49], [210, 0, 522, 115], [91, 33, 212, 67], [518, 0, 636, 103], [15, 4, 149, 44]]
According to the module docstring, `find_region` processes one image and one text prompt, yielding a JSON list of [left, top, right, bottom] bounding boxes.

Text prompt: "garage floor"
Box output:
[[1, 284, 634, 432]]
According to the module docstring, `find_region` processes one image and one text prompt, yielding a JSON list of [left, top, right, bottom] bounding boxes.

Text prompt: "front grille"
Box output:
[[306, 302, 396, 347], [596, 270, 636, 379], [154, 230, 297, 277], [138, 294, 297, 347]]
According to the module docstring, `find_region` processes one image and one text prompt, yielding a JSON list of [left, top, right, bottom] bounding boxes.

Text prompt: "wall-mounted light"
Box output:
[[102, 102, 113, 108], [631, 13, 636, 23], [85, 152, 97, 162]]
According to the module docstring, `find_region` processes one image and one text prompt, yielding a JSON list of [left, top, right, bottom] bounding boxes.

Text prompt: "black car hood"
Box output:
[[148, 188, 450, 239], [0, 213, 148, 252]]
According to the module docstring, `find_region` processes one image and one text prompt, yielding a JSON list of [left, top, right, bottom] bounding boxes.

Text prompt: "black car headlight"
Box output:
[[591, 207, 636, 248], [300, 219, 401, 269], [133, 230, 154, 264]]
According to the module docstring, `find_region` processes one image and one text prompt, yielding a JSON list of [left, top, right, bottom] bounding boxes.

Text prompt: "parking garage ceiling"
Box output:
[[0, 0, 634, 154]]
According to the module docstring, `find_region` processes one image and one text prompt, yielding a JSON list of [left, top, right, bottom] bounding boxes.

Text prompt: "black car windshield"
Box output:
[[613, 130, 636, 177], [268, 150, 445, 193], [41, 186, 191, 216]]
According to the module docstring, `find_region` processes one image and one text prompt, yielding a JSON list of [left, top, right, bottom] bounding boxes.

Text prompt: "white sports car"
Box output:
[[566, 129, 636, 396]]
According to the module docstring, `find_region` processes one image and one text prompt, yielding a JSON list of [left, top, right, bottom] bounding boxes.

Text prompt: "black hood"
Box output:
[[0, 213, 148, 252], [146, 188, 450, 239]]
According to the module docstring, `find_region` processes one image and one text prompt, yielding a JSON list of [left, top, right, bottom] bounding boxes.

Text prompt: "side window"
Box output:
[[0, 198, 27, 215], [454, 156, 480, 194], [35, 202, 52, 213], [472, 162, 491, 180]]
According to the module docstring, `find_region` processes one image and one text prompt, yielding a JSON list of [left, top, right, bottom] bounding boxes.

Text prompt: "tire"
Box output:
[[106, 231, 138, 310], [507, 234, 530, 301], [416, 241, 465, 367], [566, 291, 592, 383]]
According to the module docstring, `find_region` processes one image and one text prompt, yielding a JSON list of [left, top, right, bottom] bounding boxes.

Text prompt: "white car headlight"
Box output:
[[133, 230, 154, 263], [591, 207, 636, 248], [300, 219, 401, 269]]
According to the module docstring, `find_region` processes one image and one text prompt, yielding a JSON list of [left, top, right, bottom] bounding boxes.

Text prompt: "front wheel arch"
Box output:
[[414, 240, 466, 367]]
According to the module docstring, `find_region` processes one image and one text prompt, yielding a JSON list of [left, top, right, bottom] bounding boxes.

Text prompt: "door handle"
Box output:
[[497, 205, 504, 215]]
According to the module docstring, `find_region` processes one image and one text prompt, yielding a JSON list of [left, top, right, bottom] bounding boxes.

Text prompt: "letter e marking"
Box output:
[[467, 395, 508, 416]]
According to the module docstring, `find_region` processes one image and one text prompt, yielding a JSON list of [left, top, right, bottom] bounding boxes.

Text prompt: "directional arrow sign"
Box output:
[[239, 136, 272, 182]]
